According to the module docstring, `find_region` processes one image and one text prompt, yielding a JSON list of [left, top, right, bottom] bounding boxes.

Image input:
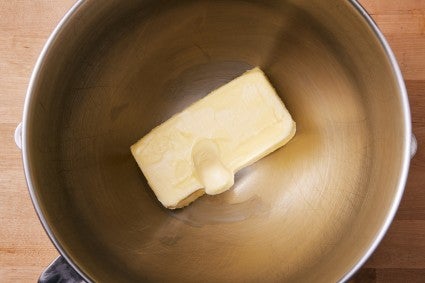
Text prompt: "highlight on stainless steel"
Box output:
[[21, 0, 411, 282]]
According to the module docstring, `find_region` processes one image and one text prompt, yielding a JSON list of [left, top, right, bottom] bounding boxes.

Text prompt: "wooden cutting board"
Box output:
[[0, 0, 424, 282]]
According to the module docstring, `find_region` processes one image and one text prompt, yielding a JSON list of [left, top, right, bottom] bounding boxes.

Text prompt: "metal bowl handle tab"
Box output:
[[38, 256, 86, 283], [14, 122, 23, 150], [411, 134, 418, 158]]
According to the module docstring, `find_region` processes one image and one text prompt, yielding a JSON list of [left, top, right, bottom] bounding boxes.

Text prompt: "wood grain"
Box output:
[[351, 0, 425, 281], [0, 0, 424, 282], [0, 1, 75, 281]]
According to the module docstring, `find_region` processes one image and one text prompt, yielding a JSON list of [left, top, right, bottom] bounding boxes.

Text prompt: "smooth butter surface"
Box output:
[[131, 67, 296, 208]]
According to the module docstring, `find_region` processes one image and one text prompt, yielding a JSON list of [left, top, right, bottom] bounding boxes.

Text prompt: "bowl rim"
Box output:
[[20, 0, 412, 282], [338, 1, 411, 282]]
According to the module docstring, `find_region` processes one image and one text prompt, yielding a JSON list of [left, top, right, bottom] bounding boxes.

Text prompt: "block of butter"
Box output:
[[131, 67, 296, 209]]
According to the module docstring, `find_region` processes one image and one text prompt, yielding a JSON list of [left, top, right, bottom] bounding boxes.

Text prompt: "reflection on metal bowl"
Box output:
[[21, 0, 412, 282]]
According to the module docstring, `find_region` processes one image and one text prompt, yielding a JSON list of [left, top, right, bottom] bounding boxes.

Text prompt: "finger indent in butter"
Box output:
[[130, 67, 296, 209]]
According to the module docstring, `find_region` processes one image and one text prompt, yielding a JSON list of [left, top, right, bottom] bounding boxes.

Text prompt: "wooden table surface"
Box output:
[[0, 1, 424, 282]]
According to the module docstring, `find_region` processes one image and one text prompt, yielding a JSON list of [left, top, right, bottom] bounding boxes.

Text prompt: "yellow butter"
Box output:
[[131, 67, 296, 208]]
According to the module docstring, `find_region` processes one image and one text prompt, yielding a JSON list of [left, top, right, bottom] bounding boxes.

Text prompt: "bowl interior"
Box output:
[[25, 0, 409, 282]]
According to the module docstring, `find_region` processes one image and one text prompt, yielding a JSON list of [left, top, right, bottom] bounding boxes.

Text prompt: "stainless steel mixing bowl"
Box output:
[[19, 0, 413, 282]]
